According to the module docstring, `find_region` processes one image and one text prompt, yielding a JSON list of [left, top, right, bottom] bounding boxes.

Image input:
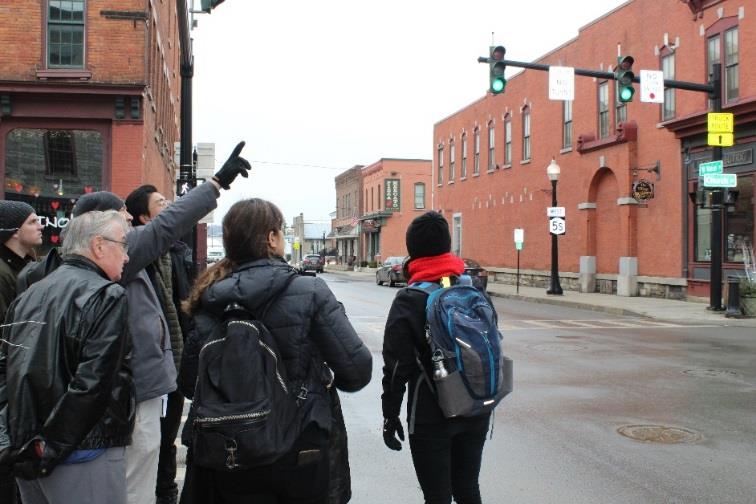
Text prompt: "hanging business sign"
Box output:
[[384, 178, 400, 212], [632, 179, 655, 202]]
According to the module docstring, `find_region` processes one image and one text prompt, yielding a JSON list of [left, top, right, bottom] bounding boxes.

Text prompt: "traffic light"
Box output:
[[615, 55, 635, 102], [489, 46, 506, 94], [201, 0, 225, 13]]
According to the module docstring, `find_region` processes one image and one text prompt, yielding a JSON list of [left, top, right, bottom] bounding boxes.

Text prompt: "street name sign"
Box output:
[[514, 228, 524, 243], [549, 217, 566, 235], [640, 70, 664, 103], [707, 112, 734, 133], [698, 160, 723, 177], [703, 173, 737, 188], [547, 207, 565, 218], [708, 133, 734, 147], [548, 66, 574, 101]]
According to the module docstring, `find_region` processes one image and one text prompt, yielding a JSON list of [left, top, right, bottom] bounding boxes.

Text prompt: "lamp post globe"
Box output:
[[546, 158, 563, 295]]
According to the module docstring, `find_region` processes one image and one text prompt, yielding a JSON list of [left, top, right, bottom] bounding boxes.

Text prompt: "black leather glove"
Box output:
[[383, 417, 404, 451], [213, 141, 251, 190]]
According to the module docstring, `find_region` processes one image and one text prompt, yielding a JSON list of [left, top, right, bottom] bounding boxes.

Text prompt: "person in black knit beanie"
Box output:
[[382, 211, 492, 504]]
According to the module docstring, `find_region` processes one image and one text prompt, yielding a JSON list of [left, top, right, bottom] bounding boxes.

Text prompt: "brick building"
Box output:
[[359, 158, 432, 263], [332, 165, 363, 265], [433, 0, 756, 298], [0, 0, 186, 250]]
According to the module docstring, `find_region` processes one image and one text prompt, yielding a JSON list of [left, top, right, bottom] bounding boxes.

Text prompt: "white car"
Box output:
[[207, 248, 225, 264]]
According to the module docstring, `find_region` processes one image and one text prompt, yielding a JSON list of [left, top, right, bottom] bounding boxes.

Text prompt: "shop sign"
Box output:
[[632, 179, 655, 202], [384, 179, 400, 212], [362, 219, 381, 232]]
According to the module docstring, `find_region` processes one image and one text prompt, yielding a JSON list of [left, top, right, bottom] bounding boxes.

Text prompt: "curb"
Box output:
[[485, 290, 647, 318]]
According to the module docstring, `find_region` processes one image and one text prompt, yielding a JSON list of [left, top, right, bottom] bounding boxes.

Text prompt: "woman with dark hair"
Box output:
[[381, 211, 493, 504], [180, 198, 371, 504]]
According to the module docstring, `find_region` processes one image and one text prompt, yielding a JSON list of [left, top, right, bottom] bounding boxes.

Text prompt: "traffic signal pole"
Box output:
[[478, 52, 723, 306]]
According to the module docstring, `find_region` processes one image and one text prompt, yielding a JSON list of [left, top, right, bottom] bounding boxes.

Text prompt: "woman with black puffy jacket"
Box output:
[[381, 211, 492, 504], [180, 198, 372, 504]]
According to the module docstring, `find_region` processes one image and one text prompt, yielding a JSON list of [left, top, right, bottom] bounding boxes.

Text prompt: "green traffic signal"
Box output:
[[616, 55, 635, 103], [489, 46, 507, 94]]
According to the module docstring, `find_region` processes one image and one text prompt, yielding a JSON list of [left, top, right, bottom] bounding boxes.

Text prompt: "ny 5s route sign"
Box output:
[[549, 217, 566, 235]]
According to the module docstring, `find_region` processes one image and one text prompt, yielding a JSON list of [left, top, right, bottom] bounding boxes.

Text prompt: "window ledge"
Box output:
[[501, 164, 512, 169], [520, 159, 531, 165], [37, 69, 92, 80], [460, 176, 467, 181], [448, 180, 455, 185], [486, 169, 495, 174], [560, 147, 572, 154], [472, 173, 480, 178]]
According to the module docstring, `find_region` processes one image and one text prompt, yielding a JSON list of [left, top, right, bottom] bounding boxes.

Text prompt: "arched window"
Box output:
[[521, 107, 531, 161], [473, 128, 480, 176], [449, 139, 456, 182], [503, 114, 512, 166], [460, 133, 468, 179], [487, 121, 496, 172], [414, 183, 426, 209], [437, 142, 444, 186]]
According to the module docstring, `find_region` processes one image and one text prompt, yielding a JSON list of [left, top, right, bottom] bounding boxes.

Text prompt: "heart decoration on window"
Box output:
[[50, 235, 60, 244], [84, 186, 94, 193], [51, 201, 60, 210], [14, 183, 23, 193]]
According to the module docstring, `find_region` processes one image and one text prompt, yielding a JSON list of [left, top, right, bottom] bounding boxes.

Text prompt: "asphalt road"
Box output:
[[325, 273, 756, 504], [178, 273, 756, 503]]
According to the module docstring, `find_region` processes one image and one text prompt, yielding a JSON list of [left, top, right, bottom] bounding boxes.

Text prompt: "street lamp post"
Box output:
[[546, 159, 563, 295]]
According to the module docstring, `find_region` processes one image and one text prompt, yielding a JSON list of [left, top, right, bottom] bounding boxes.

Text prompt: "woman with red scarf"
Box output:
[[381, 211, 492, 504]]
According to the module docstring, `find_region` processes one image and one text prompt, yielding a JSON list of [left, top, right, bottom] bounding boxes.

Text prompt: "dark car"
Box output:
[[301, 254, 324, 273], [463, 258, 488, 291], [376, 256, 406, 287]]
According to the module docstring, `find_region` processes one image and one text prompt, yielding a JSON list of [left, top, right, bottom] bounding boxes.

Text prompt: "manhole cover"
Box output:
[[682, 369, 739, 379], [530, 343, 587, 352], [617, 424, 701, 444]]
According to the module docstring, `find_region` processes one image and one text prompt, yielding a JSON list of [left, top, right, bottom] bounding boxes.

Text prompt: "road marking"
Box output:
[[498, 319, 719, 331]]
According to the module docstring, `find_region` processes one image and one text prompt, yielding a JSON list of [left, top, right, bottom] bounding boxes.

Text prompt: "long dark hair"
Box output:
[[184, 198, 284, 314]]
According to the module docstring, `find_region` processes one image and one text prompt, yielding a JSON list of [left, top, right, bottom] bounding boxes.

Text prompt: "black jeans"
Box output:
[[409, 415, 490, 504], [0, 463, 18, 504], [157, 390, 185, 499]]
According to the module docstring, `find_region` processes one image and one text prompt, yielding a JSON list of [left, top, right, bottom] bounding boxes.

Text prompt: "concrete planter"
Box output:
[[740, 296, 756, 317]]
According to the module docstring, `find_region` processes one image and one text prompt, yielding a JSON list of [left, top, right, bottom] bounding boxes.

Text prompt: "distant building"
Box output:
[[332, 165, 363, 265], [359, 158, 432, 263], [292, 213, 331, 263]]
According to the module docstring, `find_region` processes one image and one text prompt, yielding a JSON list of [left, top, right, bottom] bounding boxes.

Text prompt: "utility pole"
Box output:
[[709, 63, 724, 310]]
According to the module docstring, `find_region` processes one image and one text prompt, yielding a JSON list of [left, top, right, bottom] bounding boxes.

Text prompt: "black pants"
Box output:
[[0, 463, 18, 504], [409, 415, 490, 504], [157, 390, 185, 499], [182, 424, 330, 504]]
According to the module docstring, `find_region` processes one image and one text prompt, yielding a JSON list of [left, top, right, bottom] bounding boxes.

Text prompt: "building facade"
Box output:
[[359, 158, 432, 263], [0, 0, 186, 250], [433, 0, 756, 298], [332, 165, 363, 265]]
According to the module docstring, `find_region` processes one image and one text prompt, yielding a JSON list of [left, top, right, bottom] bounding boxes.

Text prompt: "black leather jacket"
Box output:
[[0, 256, 135, 478]]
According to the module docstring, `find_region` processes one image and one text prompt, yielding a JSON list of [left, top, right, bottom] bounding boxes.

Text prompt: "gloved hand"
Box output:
[[213, 141, 251, 190], [383, 417, 404, 451]]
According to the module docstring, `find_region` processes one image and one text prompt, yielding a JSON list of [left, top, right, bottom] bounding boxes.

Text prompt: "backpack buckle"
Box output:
[[225, 440, 239, 469], [296, 385, 308, 404]]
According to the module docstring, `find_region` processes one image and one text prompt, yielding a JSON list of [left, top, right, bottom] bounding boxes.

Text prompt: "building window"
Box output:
[[598, 81, 609, 138], [44, 130, 77, 176], [562, 101, 572, 149], [487, 122, 495, 171], [449, 140, 456, 182], [437, 143, 444, 186], [615, 92, 627, 127], [461, 133, 467, 179], [473, 128, 480, 176], [452, 214, 462, 257], [522, 107, 531, 161], [504, 115, 511, 165], [47, 0, 85, 68], [724, 27, 739, 102], [725, 175, 753, 262], [707, 21, 739, 105], [414, 183, 426, 209], [662, 52, 676, 120]]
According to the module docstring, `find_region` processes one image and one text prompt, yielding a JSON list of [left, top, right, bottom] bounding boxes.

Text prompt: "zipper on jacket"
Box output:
[[195, 409, 270, 426]]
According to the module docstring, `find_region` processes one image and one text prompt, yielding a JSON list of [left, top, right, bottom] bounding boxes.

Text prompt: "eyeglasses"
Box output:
[[102, 236, 129, 253]]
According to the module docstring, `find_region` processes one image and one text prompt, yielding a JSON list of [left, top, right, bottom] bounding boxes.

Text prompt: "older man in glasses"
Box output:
[[0, 210, 133, 504]]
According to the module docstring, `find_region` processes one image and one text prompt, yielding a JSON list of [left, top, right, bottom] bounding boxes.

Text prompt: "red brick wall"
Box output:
[[361, 159, 432, 260], [433, 0, 755, 279]]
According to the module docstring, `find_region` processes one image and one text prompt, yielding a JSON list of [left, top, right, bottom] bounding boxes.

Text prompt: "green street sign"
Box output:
[[703, 173, 737, 188], [515, 242, 523, 250], [698, 160, 723, 177]]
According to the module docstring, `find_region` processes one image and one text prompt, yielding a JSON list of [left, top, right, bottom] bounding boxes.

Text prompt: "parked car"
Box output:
[[207, 248, 225, 264], [301, 254, 325, 273], [463, 258, 488, 291], [376, 256, 407, 287]]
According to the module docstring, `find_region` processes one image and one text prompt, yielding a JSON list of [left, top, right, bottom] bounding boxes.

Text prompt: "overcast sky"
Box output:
[[191, 0, 628, 225]]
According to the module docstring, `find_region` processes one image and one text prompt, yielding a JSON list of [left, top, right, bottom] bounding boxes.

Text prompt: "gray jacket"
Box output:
[[123, 182, 218, 402]]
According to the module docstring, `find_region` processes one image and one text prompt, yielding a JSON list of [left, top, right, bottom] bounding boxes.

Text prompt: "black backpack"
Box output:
[[191, 274, 304, 471]]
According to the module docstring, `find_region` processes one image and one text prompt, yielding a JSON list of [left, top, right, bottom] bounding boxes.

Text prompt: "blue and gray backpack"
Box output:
[[408, 275, 513, 427]]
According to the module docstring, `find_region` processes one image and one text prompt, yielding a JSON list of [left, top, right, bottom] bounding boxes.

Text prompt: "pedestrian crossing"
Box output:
[[497, 319, 714, 331]]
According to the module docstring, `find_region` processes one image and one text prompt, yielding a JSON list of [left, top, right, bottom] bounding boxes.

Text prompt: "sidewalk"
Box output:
[[324, 266, 756, 327]]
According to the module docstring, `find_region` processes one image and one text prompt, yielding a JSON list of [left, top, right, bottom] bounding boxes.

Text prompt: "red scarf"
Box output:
[[407, 253, 465, 284]]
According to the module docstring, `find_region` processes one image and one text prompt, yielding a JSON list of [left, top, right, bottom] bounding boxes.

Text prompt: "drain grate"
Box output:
[[617, 424, 702, 444], [682, 369, 739, 379]]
